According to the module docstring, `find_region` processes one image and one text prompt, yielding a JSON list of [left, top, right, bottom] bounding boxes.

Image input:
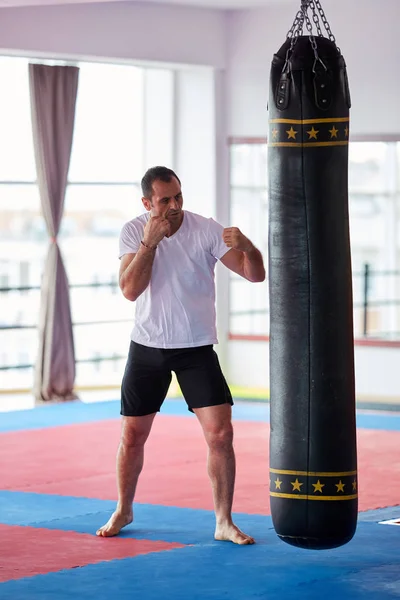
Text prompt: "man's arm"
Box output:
[[119, 215, 171, 301], [220, 227, 266, 283], [119, 245, 157, 301]]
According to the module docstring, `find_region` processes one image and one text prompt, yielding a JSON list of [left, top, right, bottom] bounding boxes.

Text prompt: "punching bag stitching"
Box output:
[[299, 70, 312, 536]]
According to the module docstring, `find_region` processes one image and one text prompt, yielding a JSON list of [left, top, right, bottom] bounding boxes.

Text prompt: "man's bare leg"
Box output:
[[96, 413, 156, 537], [194, 404, 255, 545]]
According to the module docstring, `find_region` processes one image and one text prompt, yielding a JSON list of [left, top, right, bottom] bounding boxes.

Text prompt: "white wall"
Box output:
[[0, 1, 227, 68], [227, 339, 400, 402], [227, 0, 400, 137]]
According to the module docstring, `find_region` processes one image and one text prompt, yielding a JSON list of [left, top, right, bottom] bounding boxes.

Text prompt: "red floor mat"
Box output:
[[0, 416, 398, 513], [0, 523, 184, 582]]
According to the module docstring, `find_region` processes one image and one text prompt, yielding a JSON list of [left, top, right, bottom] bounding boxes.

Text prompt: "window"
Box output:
[[0, 57, 175, 392], [229, 140, 400, 340], [349, 142, 400, 338], [69, 63, 145, 183], [0, 57, 36, 181], [0, 57, 44, 391], [60, 184, 141, 388], [64, 63, 174, 389], [229, 144, 269, 336]]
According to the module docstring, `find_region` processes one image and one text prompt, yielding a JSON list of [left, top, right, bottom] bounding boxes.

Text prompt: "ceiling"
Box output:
[[0, 0, 298, 10]]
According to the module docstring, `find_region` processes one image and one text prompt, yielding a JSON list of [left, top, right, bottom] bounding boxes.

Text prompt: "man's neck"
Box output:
[[166, 211, 185, 237]]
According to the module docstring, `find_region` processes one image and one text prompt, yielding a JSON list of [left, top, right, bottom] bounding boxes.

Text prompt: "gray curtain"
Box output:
[[29, 63, 80, 402]]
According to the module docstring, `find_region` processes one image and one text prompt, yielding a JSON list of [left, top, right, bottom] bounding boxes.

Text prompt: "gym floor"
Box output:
[[0, 397, 399, 599]]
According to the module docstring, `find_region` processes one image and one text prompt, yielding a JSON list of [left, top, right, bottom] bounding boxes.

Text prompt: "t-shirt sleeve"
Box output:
[[207, 218, 230, 260], [119, 221, 141, 259]]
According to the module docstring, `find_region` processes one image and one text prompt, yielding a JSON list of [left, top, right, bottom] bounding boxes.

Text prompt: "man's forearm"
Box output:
[[243, 244, 266, 283], [120, 244, 157, 301]]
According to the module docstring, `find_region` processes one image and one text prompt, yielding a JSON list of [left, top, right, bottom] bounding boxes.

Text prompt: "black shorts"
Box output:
[[121, 341, 233, 417]]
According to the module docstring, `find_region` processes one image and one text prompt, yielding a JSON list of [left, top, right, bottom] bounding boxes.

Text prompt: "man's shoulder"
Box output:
[[185, 211, 217, 228], [121, 213, 149, 234]]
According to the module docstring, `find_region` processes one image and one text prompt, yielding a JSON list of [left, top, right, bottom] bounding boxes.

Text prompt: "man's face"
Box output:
[[142, 177, 184, 225]]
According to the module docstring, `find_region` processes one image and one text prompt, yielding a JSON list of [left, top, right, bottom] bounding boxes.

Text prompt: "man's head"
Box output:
[[141, 166, 183, 224]]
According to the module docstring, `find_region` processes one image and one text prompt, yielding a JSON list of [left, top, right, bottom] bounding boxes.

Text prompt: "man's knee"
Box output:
[[205, 422, 234, 451], [120, 415, 155, 449]]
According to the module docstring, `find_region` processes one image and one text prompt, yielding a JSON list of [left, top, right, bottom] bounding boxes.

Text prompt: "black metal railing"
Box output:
[[229, 263, 400, 339], [358, 264, 400, 336], [0, 280, 128, 372], [1, 264, 400, 373]]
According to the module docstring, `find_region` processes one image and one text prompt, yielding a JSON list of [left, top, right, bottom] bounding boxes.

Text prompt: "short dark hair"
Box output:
[[141, 166, 181, 199]]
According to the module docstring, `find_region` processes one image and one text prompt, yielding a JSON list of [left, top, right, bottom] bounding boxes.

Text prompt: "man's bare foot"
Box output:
[[96, 511, 133, 537], [215, 522, 255, 545]]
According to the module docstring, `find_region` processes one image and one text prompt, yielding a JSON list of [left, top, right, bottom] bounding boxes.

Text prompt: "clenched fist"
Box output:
[[143, 215, 171, 248], [223, 227, 253, 253]]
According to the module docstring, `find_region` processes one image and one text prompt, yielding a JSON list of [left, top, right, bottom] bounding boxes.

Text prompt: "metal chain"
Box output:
[[284, 6, 305, 72], [287, 0, 338, 43], [286, 7, 304, 39], [309, 0, 323, 37], [314, 0, 337, 44], [303, 2, 319, 59], [285, 0, 340, 71], [286, 7, 305, 51]]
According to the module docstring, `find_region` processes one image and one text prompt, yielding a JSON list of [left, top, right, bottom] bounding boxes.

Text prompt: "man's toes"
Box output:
[[237, 533, 254, 545], [96, 527, 113, 537]]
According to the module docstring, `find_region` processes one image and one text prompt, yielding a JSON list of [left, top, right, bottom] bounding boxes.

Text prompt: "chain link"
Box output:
[[286, 7, 305, 53], [303, 2, 319, 58], [314, 0, 341, 53], [310, 0, 323, 37], [286, 8, 303, 39], [284, 6, 305, 72], [315, 0, 336, 43]]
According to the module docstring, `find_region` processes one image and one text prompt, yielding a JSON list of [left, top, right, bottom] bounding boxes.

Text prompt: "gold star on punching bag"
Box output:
[[329, 126, 339, 138], [352, 480, 357, 491], [307, 126, 319, 139], [344, 126, 349, 138], [286, 126, 298, 140], [312, 480, 325, 493], [272, 128, 279, 140], [275, 478, 283, 490], [335, 480, 345, 493], [291, 478, 303, 492]]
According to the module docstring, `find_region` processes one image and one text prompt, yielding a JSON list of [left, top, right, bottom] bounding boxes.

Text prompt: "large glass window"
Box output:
[[0, 57, 44, 391], [60, 184, 141, 388], [0, 57, 36, 182], [69, 63, 145, 183], [229, 145, 269, 336], [0, 57, 175, 392], [64, 64, 174, 389], [229, 140, 400, 340]]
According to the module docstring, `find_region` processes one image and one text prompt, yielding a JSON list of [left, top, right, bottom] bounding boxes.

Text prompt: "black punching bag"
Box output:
[[268, 5, 357, 550]]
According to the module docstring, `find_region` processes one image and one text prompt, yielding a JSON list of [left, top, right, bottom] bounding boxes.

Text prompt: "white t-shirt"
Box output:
[[118, 210, 230, 349]]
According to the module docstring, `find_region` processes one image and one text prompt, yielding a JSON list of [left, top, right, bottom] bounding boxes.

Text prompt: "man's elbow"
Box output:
[[248, 271, 266, 283], [120, 284, 137, 302]]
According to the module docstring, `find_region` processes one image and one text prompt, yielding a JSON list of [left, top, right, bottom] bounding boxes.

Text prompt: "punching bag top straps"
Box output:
[[313, 65, 332, 110], [273, 39, 345, 73], [276, 66, 291, 111], [274, 0, 344, 111]]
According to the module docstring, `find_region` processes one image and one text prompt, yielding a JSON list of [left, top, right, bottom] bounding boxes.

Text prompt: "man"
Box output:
[[97, 166, 265, 545]]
